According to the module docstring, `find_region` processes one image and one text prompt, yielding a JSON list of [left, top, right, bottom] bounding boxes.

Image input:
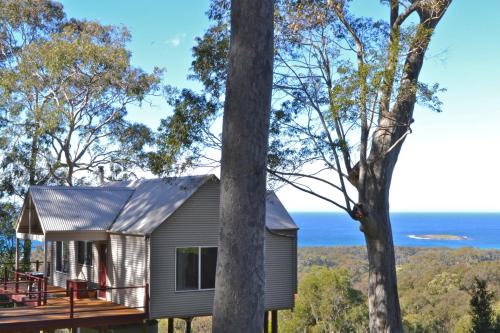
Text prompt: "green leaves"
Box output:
[[149, 89, 220, 175], [468, 278, 498, 333], [280, 266, 368, 333], [0, 2, 162, 189], [190, 23, 229, 98]]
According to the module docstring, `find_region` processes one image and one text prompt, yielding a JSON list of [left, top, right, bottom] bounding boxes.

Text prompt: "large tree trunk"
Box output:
[[359, 155, 403, 333], [365, 227, 402, 333], [211, 0, 274, 332]]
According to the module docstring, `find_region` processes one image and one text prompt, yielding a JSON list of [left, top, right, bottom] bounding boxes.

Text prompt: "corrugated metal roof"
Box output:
[[109, 175, 213, 234], [266, 191, 298, 230], [30, 186, 134, 232], [25, 174, 297, 235]]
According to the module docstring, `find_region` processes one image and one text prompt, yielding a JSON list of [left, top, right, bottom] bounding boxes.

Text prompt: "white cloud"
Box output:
[[166, 33, 186, 48]]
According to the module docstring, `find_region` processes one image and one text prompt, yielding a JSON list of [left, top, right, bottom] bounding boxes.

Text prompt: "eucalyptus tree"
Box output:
[[281, 267, 368, 333], [152, 0, 453, 331], [0, 1, 161, 265], [1, 20, 160, 187], [0, 0, 64, 66], [0, 0, 64, 265]]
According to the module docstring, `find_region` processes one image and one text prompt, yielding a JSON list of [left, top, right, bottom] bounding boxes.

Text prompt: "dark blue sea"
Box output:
[[291, 212, 500, 249]]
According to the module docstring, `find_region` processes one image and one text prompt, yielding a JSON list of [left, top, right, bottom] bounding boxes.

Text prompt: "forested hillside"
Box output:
[[295, 247, 500, 332]]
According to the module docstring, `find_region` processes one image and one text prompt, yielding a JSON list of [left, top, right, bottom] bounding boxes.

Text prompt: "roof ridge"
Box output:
[[32, 186, 133, 191]]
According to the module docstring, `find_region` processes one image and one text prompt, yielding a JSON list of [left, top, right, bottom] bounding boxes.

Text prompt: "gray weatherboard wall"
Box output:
[[149, 179, 297, 319], [108, 233, 147, 309]]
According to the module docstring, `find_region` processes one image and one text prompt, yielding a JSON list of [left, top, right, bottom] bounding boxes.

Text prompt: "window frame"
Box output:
[[175, 246, 218, 292], [77, 241, 93, 266]]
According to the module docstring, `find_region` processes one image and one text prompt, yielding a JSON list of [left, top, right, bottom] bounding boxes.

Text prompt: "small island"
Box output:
[[408, 234, 469, 241]]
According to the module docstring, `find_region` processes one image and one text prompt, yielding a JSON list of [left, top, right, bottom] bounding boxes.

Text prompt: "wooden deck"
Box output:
[[0, 284, 147, 332]]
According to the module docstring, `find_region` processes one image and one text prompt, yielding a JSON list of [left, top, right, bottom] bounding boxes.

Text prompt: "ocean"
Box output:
[[291, 212, 500, 249]]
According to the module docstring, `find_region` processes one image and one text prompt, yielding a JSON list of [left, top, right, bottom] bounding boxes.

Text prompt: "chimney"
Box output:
[[98, 166, 105, 185]]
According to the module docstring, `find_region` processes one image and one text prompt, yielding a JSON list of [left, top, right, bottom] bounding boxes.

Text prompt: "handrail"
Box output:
[[11, 270, 45, 281], [1, 260, 51, 265], [2, 284, 146, 296], [0, 304, 148, 320], [1, 260, 50, 270]]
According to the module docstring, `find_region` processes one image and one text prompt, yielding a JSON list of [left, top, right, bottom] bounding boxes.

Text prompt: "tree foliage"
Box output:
[[280, 267, 368, 333], [0, 0, 162, 265], [1, 18, 161, 189], [298, 247, 500, 333], [468, 277, 499, 333], [151, 0, 447, 190]]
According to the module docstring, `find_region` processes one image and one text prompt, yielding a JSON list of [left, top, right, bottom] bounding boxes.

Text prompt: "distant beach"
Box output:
[[291, 212, 500, 249]]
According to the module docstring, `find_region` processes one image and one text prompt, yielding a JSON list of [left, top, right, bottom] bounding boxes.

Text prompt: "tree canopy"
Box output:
[[281, 267, 368, 333], [0, 0, 162, 264], [0, 1, 162, 196]]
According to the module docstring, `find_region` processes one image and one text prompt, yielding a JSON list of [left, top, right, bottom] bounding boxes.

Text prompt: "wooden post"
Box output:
[[44, 277, 48, 305], [3, 266, 7, 290], [44, 238, 49, 279], [168, 318, 174, 333], [15, 272, 19, 293], [69, 287, 74, 318], [37, 278, 42, 306], [263, 311, 269, 333], [185, 318, 192, 333], [27, 274, 32, 298], [271, 310, 278, 333], [25, 274, 33, 299], [144, 283, 150, 315], [15, 238, 19, 271]]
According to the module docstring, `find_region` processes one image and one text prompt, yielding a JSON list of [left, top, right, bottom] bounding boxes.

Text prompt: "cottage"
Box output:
[[8, 174, 297, 332]]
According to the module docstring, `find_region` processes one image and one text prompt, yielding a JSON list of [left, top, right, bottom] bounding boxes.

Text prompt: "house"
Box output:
[[10, 174, 297, 332]]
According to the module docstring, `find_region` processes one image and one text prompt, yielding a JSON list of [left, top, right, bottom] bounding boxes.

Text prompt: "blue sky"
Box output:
[[59, 1, 500, 212]]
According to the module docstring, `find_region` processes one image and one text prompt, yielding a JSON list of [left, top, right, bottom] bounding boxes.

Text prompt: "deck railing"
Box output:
[[1, 268, 49, 305], [0, 284, 149, 319]]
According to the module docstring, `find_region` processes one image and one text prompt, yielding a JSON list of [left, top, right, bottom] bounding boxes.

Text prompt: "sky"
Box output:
[[59, 0, 500, 213]]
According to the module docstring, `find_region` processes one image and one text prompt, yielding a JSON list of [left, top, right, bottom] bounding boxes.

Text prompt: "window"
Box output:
[[200, 247, 217, 289], [176, 247, 217, 291], [56, 241, 69, 273], [77, 241, 93, 266]]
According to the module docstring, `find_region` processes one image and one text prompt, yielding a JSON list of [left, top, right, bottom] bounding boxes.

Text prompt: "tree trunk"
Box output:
[[363, 209, 403, 333], [211, 0, 274, 332], [23, 122, 40, 269], [357, 152, 403, 333]]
